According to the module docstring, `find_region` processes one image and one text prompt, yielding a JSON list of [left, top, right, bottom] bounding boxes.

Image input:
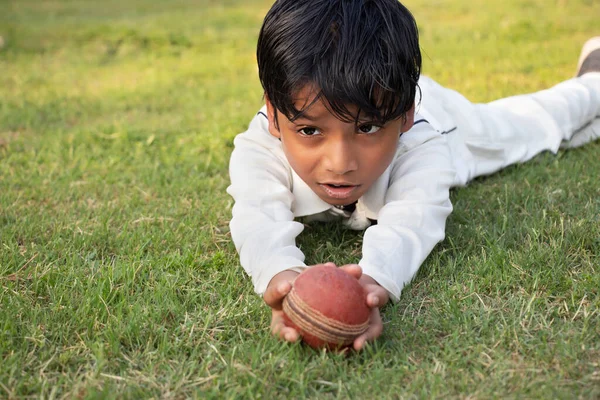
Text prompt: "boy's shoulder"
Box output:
[[229, 106, 291, 179], [233, 107, 278, 150]]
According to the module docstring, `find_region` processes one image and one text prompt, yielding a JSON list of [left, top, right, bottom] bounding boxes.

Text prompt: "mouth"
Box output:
[[319, 183, 360, 200]]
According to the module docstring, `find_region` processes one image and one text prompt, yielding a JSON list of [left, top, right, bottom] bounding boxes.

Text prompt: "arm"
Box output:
[[359, 124, 456, 301], [227, 117, 307, 295]]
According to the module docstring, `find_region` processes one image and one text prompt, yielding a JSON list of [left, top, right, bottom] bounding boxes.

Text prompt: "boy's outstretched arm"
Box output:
[[359, 122, 457, 301], [227, 115, 307, 294]]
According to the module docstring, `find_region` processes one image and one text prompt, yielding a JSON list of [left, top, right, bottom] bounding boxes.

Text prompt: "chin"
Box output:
[[319, 196, 359, 206]]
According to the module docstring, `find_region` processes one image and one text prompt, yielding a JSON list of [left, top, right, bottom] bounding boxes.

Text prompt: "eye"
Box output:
[[357, 124, 381, 134], [298, 127, 321, 136]]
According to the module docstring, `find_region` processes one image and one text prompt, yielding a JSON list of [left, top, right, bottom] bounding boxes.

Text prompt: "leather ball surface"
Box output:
[[282, 265, 370, 349]]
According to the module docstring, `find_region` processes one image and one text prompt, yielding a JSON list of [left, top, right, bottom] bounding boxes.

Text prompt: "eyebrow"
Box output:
[[291, 110, 384, 124], [293, 112, 320, 122]]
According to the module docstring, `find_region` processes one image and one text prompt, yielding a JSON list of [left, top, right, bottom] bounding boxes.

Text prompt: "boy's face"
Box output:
[[266, 85, 414, 206]]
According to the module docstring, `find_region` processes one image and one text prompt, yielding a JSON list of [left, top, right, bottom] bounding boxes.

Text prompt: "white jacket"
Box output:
[[227, 104, 456, 301]]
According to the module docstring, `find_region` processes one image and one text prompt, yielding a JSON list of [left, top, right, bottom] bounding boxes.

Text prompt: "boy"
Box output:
[[227, 0, 600, 351]]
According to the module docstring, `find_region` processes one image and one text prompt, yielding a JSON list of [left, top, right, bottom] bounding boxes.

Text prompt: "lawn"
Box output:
[[1, 0, 599, 398]]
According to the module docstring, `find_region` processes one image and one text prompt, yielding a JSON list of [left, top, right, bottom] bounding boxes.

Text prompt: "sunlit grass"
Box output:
[[1, 0, 599, 398]]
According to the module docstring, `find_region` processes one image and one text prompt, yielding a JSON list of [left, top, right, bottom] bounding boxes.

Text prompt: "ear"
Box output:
[[265, 97, 282, 139], [400, 104, 415, 133]]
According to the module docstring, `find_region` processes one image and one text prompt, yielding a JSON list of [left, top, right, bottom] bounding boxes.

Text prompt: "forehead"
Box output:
[[289, 83, 361, 121]]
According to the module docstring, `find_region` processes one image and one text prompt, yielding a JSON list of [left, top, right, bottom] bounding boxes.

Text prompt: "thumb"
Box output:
[[263, 280, 292, 310], [339, 264, 363, 280]]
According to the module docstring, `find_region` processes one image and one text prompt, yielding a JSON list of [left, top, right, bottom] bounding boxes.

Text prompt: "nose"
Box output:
[[322, 136, 358, 175]]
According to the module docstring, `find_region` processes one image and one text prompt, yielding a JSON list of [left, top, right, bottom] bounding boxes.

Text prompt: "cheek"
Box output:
[[281, 138, 318, 174], [365, 135, 399, 168], [355, 139, 398, 185]]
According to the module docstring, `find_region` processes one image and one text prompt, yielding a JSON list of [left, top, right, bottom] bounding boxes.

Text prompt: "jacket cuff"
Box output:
[[253, 257, 307, 295], [358, 261, 402, 302]]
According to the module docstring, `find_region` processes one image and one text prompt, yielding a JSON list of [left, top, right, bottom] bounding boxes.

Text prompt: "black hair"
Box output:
[[257, 0, 421, 126]]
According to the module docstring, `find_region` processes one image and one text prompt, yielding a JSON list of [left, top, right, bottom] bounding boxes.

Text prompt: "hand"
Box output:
[[264, 268, 301, 342], [340, 265, 390, 351]]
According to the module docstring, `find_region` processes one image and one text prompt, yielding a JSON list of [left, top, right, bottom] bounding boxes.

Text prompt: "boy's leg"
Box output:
[[577, 37, 600, 77], [560, 116, 600, 149], [418, 38, 600, 186], [563, 37, 600, 149]]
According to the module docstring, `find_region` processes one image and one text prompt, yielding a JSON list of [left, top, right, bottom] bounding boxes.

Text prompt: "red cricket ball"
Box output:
[[282, 265, 370, 349]]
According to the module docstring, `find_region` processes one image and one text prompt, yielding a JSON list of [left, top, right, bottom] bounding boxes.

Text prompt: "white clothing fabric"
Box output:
[[227, 73, 600, 301], [418, 73, 600, 186]]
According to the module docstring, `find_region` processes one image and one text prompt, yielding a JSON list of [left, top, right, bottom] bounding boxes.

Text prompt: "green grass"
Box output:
[[1, 0, 599, 398]]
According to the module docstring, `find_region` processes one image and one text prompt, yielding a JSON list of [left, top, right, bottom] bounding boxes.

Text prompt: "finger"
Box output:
[[271, 313, 300, 342], [339, 264, 362, 280], [264, 280, 292, 309], [367, 292, 380, 308], [353, 308, 383, 351], [270, 310, 285, 333], [365, 285, 389, 308], [279, 326, 300, 342]]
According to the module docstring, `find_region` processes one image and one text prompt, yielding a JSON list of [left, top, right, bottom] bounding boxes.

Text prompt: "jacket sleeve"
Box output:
[[227, 125, 306, 295], [359, 124, 456, 301]]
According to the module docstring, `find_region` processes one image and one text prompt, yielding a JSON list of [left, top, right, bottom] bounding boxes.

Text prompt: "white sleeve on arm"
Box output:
[[227, 130, 306, 295], [359, 126, 456, 302]]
